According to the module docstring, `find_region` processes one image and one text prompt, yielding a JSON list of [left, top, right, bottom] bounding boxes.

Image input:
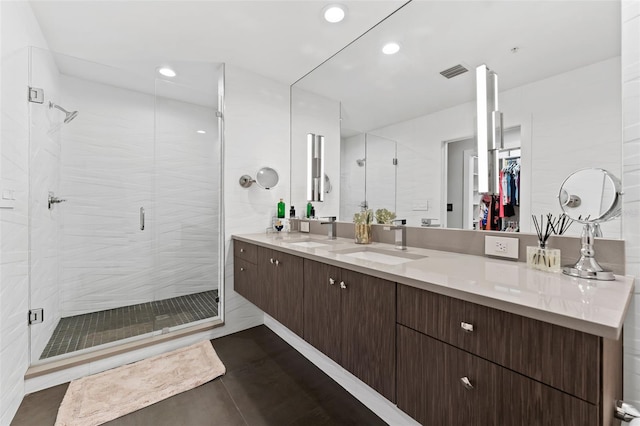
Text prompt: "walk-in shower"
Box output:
[[27, 47, 224, 363], [48, 101, 78, 124]]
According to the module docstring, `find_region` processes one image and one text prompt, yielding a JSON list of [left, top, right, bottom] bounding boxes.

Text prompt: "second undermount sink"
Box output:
[[331, 246, 427, 265], [284, 238, 340, 249]]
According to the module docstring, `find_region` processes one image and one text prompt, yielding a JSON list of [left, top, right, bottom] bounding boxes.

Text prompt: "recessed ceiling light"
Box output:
[[382, 43, 400, 55], [196, 130, 206, 134], [158, 67, 176, 77], [323, 5, 346, 23]]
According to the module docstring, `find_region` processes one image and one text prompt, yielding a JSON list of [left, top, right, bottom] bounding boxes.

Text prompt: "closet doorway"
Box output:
[[444, 126, 521, 231]]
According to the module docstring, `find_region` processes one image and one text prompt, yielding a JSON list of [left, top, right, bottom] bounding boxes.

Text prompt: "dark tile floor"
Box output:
[[40, 290, 219, 359], [13, 325, 387, 426]]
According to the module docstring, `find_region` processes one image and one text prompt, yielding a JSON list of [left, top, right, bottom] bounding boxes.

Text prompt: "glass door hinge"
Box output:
[[29, 308, 44, 325]]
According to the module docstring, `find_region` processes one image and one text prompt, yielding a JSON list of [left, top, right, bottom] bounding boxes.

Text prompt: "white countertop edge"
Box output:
[[232, 233, 634, 340]]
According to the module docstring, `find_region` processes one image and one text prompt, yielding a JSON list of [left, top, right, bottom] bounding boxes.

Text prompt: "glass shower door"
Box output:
[[28, 50, 224, 364]]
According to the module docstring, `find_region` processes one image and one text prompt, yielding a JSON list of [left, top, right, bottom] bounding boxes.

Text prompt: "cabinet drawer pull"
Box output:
[[460, 322, 474, 333], [270, 258, 274, 264], [275, 259, 280, 266], [329, 278, 336, 285], [460, 376, 474, 390], [240, 267, 245, 272], [340, 281, 347, 289], [240, 248, 245, 253]]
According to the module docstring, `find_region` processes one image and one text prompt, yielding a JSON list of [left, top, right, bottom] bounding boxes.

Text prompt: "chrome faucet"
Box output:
[[384, 219, 407, 250], [320, 216, 337, 239]]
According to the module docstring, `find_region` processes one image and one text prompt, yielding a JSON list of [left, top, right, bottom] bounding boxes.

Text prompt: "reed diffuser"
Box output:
[[527, 213, 573, 272]]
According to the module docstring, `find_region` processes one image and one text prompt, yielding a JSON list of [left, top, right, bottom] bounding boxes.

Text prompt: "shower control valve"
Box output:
[[48, 192, 67, 210]]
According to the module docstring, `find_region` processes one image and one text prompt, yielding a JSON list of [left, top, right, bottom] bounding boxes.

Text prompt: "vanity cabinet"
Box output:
[[233, 241, 303, 337], [396, 284, 620, 426], [234, 240, 258, 304], [257, 246, 304, 337], [303, 259, 396, 402]]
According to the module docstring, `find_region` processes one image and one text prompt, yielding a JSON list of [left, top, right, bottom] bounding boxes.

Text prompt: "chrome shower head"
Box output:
[[49, 101, 79, 124]]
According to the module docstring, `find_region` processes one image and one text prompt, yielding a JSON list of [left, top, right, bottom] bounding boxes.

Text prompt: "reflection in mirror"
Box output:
[[559, 168, 622, 224], [559, 168, 622, 280], [290, 0, 622, 238]]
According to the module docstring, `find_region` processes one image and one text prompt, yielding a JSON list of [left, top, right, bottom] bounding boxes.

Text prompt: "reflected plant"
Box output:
[[375, 208, 396, 224], [353, 209, 373, 225]]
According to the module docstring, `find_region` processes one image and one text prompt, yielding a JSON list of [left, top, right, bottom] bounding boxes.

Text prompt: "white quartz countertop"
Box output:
[[233, 232, 634, 340]]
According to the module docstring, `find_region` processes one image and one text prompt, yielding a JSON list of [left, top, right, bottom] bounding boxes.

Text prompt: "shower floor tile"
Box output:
[[39, 290, 219, 359]]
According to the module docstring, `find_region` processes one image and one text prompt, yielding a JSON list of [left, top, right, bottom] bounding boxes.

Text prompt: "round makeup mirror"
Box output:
[[558, 168, 622, 280], [559, 168, 621, 223], [255, 167, 279, 189], [238, 167, 279, 190]]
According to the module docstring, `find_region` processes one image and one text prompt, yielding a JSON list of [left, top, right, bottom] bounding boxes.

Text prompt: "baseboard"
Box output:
[[263, 315, 419, 426]]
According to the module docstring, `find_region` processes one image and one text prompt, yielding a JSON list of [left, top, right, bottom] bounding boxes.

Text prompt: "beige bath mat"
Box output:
[[55, 340, 225, 426]]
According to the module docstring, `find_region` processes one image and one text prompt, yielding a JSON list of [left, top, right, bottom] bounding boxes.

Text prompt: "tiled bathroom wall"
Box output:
[[623, 0, 640, 406]]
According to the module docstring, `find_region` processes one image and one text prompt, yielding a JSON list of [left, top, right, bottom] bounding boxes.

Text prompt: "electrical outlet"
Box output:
[[484, 236, 519, 259]]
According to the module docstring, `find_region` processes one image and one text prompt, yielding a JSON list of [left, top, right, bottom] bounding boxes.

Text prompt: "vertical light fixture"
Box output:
[[476, 64, 503, 194], [307, 133, 325, 202]]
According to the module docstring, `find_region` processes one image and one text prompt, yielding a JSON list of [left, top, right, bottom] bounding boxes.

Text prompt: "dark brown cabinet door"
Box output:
[[274, 251, 304, 337], [234, 257, 257, 304], [340, 269, 396, 402], [257, 247, 277, 315], [303, 259, 342, 364]]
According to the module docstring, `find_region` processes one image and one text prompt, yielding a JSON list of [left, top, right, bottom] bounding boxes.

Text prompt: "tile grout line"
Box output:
[[219, 377, 251, 426]]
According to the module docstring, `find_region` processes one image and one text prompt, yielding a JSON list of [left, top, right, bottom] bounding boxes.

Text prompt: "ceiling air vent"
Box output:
[[440, 64, 469, 79]]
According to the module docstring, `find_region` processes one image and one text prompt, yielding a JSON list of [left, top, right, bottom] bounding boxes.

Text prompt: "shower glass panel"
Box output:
[[28, 47, 223, 364]]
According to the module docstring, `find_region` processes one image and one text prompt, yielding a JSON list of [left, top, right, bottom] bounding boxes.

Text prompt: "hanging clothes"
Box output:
[[499, 158, 520, 218]]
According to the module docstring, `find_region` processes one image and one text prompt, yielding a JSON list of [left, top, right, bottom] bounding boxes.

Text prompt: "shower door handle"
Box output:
[[140, 207, 145, 230]]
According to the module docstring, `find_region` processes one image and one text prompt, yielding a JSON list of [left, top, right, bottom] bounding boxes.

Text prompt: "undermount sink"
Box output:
[[331, 246, 427, 265], [284, 238, 340, 249]]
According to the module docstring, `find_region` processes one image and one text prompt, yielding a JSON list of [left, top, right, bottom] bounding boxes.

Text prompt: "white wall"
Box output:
[[370, 57, 622, 237], [222, 64, 290, 332], [623, 0, 640, 406], [0, 2, 49, 424]]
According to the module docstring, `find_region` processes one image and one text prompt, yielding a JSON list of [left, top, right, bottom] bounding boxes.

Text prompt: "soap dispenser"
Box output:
[[306, 202, 313, 218], [277, 199, 285, 219]]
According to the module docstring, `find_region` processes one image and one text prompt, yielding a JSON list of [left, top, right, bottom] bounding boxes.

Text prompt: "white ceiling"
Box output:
[[28, 0, 406, 86], [293, 0, 621, 134]]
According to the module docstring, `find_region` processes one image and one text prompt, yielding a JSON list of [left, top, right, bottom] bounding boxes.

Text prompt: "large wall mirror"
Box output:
[[290, 0, 622, 238]]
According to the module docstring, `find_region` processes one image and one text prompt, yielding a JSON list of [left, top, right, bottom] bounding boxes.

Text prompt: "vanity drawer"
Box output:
[[397, 325, 598, 426], [397, 284, 600, 403], [234, 240, 257, 264], [234, 257, 258, 305]]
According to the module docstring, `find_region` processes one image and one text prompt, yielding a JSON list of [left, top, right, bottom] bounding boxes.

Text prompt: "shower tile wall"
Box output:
[[154, 96, 219, 301], [59, 75, 155, 316], [58, 75, 219, 316]]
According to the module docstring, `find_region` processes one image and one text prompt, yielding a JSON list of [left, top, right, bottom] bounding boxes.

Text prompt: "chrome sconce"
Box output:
[[476, 64, 503, 194], [307, 133, 325, 202]]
